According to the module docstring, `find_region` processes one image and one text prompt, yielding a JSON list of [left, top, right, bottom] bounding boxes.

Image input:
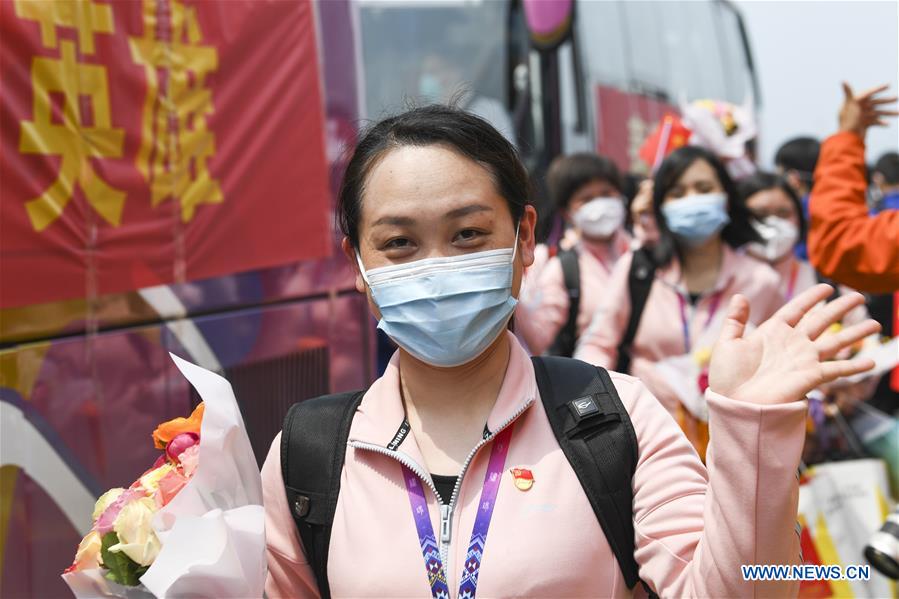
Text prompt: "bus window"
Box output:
[[577, 0, 630, 88], [714, 1, 752, 103], [656, 1, 704, 103], [673, 1, 729, 101], [355, 0, 514, 142], [621, 0, 670, 105]]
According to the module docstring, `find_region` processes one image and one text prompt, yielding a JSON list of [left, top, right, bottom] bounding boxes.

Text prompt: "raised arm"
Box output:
[[629, 285, 880, 596], [808, 83, 899, 293]]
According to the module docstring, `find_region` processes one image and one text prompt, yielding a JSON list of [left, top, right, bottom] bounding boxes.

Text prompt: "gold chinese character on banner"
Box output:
[[16, 0, 125, 232], [129, 0, 222, 223]]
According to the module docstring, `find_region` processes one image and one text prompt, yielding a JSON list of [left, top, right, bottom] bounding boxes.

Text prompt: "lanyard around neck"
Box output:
[[401, 424, 513, 599], [677, 291, 723, 353], [785, 260, 800, 302]]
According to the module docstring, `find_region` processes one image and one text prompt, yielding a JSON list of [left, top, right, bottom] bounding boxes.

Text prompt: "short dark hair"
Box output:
[[545, 153, 622, 211], [651, 146, 762, 266], [774, 137, 821, 182], [337, 104, 532, 248], [736, 171, 808, 242], [873, 152, 899, 185]]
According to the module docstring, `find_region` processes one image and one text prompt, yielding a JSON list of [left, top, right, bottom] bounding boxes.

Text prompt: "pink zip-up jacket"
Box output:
[[574, 246, 784, 416], [262, 332, 803, 598], [516, 232, 631, 356]]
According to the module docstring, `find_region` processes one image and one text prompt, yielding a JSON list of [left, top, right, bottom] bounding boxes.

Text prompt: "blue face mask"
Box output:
[[357, 235, 519, 368], [661, 192, 731, 246]]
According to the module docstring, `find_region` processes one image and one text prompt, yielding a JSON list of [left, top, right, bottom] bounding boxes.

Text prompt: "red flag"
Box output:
[[638, 114, 692, 171]]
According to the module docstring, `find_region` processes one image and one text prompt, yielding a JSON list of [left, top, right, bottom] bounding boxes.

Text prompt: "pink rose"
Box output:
[[165, 432, 199, 464], [95, 487, 146, 536], [155, 469, 189, 508], [177, 443, 200, 478]]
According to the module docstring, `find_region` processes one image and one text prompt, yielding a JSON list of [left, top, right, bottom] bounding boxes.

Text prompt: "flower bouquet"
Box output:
[[62, 354, 266, 598]]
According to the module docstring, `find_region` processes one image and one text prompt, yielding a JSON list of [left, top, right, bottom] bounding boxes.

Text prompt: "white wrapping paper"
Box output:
[[63, 353, 266, 598]]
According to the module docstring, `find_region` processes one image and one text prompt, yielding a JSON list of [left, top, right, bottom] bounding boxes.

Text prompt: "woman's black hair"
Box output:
[[651, 146, 761, 266], [337, 104, 532, 248], [545, 153, 623, 212], [736, 171, 808, 242]]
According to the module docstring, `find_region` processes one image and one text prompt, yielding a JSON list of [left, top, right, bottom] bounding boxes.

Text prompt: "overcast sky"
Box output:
[[734, 0, 899, 168]]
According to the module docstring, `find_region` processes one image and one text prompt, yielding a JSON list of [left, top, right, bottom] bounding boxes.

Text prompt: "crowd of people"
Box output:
[[261, 83, 897, 598], [515, 82, 898, 463]]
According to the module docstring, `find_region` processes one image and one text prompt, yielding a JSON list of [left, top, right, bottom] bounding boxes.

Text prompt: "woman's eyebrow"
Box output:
[[371, 215, 415, 227], [371, 204, 492, 227], [445, 204, 493, 219]]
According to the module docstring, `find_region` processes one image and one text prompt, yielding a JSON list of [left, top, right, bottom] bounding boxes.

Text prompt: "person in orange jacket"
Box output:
[[808, 82, 899, 293]]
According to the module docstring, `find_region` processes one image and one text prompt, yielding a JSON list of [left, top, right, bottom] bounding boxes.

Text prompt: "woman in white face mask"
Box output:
[[738, 172, 810, 299], [515, 153, 631, 357], [738, 172, 878, 432], [261, 106, 880, 599], [738, 172, 872, 327], [575, 147, 788, 458]]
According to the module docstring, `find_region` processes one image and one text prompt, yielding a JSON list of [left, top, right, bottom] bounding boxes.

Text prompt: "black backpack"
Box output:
[[281, 356, 655, 598], [547, 249, 581, 357], [548, 246, 657, 368], [615, 247, 657, 373]]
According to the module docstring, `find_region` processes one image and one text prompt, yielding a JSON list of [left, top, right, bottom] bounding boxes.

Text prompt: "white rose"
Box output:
[[109, 497, 161, 566], [92, 488, 125, 522]]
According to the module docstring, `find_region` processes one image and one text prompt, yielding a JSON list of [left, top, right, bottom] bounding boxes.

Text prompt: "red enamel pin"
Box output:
[[510, 467, 534, 491]]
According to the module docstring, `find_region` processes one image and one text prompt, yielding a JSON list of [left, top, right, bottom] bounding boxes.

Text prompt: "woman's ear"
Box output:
[[341, 237, 366, 293], [518, 205, 538, 268]]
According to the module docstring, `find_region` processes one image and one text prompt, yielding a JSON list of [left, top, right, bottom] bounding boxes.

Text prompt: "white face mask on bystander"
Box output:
[[746, 216, 799, 263], [573, 197, 625, 239]]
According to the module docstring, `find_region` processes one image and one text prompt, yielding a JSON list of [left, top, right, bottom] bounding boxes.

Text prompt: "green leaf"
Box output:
[[99, 532, 146, 587]]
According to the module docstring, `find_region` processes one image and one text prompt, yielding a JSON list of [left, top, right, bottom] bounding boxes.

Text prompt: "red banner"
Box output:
[[0, 0, 331, 308]]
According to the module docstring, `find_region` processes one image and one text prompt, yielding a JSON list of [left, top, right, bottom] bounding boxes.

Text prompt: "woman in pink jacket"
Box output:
[[515, 153, 631, 356], [574, 147, 785, 457], [261, 106, 879, 598]]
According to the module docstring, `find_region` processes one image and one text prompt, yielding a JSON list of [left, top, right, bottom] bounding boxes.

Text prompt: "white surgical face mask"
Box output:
[[573, 197, 625, 239], [746, 216, 799, 263], [356, 227, 520, 367]]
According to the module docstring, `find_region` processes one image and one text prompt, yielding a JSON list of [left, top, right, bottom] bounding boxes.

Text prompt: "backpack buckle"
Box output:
[[568, 395, 600, 420], [294, 495, 311, 518]]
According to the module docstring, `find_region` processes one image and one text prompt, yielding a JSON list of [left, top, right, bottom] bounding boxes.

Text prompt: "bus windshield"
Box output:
[[355, 0, 513, 139]]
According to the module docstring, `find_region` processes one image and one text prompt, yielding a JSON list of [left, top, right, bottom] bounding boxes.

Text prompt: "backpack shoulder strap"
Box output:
[[280, 390, 366, 599], [549, 248, 581, 357], [531, 355, 648, 592], [615, 247, 656, 373]]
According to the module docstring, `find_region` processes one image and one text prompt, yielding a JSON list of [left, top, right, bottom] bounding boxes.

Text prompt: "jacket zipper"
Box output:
[[348, 397, 534, 592]]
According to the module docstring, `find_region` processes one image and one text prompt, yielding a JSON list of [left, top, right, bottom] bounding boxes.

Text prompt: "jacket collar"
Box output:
[[348, 332, 537, 462], [578, 230, 631, 270]]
